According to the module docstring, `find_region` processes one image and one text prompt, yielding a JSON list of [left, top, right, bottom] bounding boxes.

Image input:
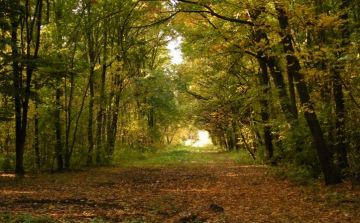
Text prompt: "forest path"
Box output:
[[1, 151, 359, 223]]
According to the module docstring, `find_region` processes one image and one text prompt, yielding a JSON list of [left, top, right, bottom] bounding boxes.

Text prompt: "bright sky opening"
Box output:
[[185, 130, 213, 147], [167, 36, 183, 65]]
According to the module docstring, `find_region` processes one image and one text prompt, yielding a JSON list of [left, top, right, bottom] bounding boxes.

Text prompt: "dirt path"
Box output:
[[1, 153, 359, 222]]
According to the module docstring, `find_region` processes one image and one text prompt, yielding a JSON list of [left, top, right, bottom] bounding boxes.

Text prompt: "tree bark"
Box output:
[[86, 2, 95, 166], [332, 0, 350, 172], [257, 50, 273, 161], [55, 87, 63, 171], [12, 0, 43, 175], [65, 73, 74, 169], [267, 57, 297, 118], [11, 13, 24, 175], [34, 102, 40, 168]]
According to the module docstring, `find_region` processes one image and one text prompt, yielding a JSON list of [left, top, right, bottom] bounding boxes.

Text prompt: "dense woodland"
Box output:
[[0, 0, 360, 186]]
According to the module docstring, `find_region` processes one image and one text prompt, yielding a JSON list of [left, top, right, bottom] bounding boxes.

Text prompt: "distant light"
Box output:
[[167, 37, 183, 65], [192, 130, 212, 147]]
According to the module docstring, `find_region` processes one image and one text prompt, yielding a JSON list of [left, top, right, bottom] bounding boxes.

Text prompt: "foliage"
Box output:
[[0, 153, 14, 172], [170, 0, 360, 184]]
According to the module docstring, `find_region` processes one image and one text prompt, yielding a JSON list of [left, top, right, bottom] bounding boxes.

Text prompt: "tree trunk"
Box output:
[[86, 2, 95, 166], [87, 67, 95, 166], [276, 4, 341, 185], [34, 102, 40, 168], [266, 56, 297, 122], [11, 17, 25, 175], [65, 73, 74, 169], [55, 87, 63, 171], [257, 50, 273, 161], [108, 94, 120, 155], [287, 70, 298, 120], [12, 0, 43, 175], [332, 0, 350, 172], [96, 107, 103, 164], [95, 0, 109, 164]]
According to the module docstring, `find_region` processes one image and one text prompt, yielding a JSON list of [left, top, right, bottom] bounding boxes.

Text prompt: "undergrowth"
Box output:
[[112, 145, 263, 167], [268, 163, 321, 186], [113, 145, 222, 165]]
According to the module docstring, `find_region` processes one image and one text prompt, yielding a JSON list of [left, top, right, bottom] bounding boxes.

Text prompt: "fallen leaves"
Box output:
[[0, 154, 359, 222]]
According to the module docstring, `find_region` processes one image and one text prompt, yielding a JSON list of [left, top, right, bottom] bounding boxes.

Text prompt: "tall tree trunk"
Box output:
[[276, 4, 341, 185], [87, 69, 95, 166], [266, 56, 298, 121], [108, 93, 120, 155], [256, 48, 273, 161], [96, 14, 108, 164], [86, 2, 95, 166], [55, 87, 63, 171], [11, 14, 24, 175], [287, 70, 298, 120], [34, 102, 40, 168], [12, 0, 43, 175], [65, 73, 74, 169], [95, 77, 104, 164], [251, 16, 297, 158], [332, 0, 350, 172]]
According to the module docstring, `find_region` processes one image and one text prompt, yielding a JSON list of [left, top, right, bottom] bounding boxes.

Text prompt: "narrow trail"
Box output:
[[1, 152, 359, 222]]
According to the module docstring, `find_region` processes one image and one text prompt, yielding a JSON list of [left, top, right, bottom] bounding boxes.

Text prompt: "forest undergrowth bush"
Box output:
[[269, 163, 322, 186], [112, 144, 229, 166], [227, 149, 264, 166], [269, 149, 323, 186], [0, 154, 14, 172]]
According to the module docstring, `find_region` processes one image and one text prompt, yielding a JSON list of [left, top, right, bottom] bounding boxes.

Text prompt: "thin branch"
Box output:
[[338, 76, 360, 110], [186, 90, 210, 100], [178, 0, 253, 26], [89, 9, 125, 28], [129, 11, 181, 29], [199, 12, 217, 29]]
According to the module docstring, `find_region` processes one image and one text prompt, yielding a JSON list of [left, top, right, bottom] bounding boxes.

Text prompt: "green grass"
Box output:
[[225, 150, 264, 166], [113, 145, 218, 165], [112, 145, 262, 166]]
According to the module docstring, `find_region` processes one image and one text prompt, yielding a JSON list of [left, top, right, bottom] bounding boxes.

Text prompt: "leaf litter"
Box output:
[[1, 154, 359, 223]]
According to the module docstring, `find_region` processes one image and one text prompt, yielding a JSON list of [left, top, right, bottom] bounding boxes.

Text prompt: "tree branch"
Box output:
[[177, 0, 253, 26], [129, 11, 181, 29], [186, 90, 209, 100]]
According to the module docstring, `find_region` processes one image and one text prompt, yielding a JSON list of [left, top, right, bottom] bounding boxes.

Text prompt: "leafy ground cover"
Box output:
[[1, 147, 359, 223]]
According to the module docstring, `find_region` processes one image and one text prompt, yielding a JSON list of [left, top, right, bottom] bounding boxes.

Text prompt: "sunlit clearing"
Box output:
[[185, 130, 213, 147], [167, 36, 183, 64]]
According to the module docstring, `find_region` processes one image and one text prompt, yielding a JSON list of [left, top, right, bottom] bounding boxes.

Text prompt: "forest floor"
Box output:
[[1, 148, 360, 223]]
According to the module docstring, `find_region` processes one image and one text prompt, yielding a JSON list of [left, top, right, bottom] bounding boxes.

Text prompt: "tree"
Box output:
[[173, 0, 344, 184], [8, 0, 44, 175]]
